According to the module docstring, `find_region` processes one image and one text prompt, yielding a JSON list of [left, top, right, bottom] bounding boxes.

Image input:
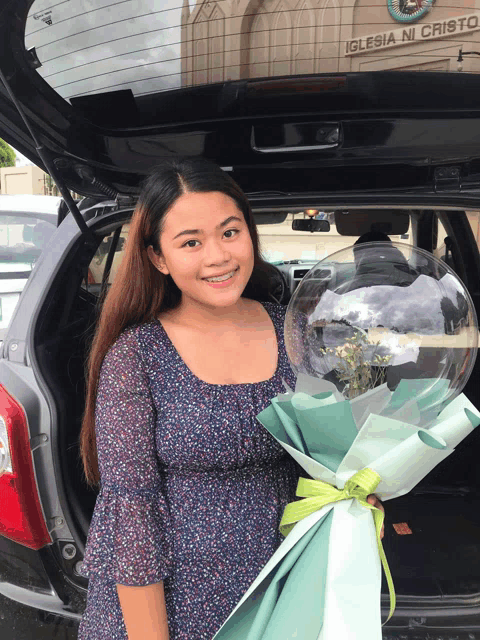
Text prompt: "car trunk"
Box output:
[[61, 358, 480, 604], [26, 204, 480, 616], [383, 489, 480, 598], [1, 0, 480, 629]]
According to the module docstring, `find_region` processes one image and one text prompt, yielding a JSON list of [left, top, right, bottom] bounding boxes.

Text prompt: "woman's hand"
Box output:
[[367, 494, 385, 540]]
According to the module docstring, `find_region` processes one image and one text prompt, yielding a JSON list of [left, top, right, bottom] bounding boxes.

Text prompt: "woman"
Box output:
[[78, 157, 381, 640]]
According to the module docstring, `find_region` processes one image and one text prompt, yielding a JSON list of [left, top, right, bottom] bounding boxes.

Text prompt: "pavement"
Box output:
[[0, 593, 79, 639]]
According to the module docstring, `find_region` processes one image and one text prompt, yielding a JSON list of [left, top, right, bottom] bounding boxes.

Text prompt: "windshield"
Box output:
[[257, 210, 413, 263], [25, 1, 480, 102]]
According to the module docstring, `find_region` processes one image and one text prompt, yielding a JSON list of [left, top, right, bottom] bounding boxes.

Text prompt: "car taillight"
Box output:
[[0, 384, 51, 549]]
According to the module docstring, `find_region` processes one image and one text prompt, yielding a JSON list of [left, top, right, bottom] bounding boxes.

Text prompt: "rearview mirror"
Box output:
[[292, 219, 330, 233]]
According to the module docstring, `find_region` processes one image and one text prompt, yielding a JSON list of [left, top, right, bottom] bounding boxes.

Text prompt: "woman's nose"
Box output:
[[205, 237, 231, 264]]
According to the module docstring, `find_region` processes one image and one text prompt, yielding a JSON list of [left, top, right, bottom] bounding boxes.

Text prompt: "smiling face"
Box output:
[[147, 191, 255, 312]]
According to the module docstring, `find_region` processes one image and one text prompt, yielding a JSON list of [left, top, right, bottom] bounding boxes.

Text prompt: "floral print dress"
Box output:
[[78, 301, 300, 640]]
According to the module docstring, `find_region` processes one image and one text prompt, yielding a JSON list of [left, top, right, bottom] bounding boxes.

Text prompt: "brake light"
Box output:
[[0, 385, 51, 549], [247, 76, 347, 97]]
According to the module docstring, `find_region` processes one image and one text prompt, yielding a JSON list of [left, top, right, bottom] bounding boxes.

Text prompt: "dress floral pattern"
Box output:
[[78, 301, 300, 639]]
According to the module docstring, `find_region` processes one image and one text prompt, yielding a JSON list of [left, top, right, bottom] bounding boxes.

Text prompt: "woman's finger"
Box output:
[[367, 494, 384, 512], [367, 494, 385, 539]]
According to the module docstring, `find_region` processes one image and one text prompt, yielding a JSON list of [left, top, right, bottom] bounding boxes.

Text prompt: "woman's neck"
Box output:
[[163, 296, 255, 330]]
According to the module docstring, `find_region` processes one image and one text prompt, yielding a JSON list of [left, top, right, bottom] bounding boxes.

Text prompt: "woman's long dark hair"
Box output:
[[80, 157, 275, 486]]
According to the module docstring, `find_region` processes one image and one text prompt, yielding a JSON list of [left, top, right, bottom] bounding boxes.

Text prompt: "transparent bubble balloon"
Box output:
[[284, 242, 478, 423]]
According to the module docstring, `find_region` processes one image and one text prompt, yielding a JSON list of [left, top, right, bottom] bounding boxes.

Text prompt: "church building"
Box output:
[[181, 0, 480, 86]]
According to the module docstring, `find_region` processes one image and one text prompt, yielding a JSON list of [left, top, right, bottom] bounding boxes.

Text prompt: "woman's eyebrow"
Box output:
[[173, 215, 243, 240]]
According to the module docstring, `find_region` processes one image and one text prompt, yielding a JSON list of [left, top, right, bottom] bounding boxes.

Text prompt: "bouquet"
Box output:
[[213, 242, 480, 640]]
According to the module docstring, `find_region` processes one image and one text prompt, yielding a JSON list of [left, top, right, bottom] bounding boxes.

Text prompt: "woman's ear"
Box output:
[[147, 245, 169, 275]]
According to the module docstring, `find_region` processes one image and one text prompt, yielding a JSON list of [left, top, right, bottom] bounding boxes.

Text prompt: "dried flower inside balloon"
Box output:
[[318, 330, 392, 399]]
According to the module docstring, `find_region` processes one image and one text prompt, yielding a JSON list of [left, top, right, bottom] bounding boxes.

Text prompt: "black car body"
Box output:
[[2, 1, 480, 638]]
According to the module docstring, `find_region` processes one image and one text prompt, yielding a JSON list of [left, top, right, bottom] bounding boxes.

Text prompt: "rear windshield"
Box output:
[[25, 1, 480, 102]]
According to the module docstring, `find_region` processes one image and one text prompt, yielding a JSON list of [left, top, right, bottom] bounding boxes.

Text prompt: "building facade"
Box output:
[[0, 165, 49, 196], [181, 0, 480, 86]]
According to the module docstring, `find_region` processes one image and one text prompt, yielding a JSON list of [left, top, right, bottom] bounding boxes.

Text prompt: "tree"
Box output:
[[44, 173, 59, 196], [0, 139, 16, 168]]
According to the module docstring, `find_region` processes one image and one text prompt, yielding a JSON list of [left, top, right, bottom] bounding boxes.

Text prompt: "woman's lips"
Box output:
[[203, 267, 239, 288]]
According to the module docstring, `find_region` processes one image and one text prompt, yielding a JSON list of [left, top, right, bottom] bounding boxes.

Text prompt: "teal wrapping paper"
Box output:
[[213, 376, 480, 640]]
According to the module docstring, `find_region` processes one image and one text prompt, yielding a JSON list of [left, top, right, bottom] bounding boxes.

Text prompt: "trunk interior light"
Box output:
[[0, 385, 51, 549]]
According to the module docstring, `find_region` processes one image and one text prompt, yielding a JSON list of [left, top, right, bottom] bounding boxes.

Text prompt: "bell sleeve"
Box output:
[[81, 328, 173, 586]]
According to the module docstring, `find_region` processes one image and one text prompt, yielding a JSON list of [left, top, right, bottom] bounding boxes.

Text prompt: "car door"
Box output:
[[0, 198, 58, 340]]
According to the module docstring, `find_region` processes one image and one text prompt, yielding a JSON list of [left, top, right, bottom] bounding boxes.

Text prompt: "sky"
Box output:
[[26, 0, 186, 100], [13, 148, 34, 167]]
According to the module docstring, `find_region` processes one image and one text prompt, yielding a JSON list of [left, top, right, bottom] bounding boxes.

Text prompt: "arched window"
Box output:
[[193, 3, 225, 84], [318, 0, 340, 73], [271, 5, 292, 77], [293, 1, 315, 75], [193, 12, 209, 84], [249, 10, 270, 78], [209, 5, 225, 83]]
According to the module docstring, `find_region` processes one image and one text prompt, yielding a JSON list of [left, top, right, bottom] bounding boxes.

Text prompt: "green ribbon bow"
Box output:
[[280, 468, 396, 623]]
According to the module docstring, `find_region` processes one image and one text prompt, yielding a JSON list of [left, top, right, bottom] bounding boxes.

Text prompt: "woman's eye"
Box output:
[[182, 229, 239, 247]]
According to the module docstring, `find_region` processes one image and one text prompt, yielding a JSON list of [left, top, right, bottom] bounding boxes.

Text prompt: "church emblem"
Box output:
[[388, 0, 434, 23]]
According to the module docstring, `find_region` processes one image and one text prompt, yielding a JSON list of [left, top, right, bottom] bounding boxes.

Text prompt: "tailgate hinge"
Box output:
[[434, 165, 461, 193]]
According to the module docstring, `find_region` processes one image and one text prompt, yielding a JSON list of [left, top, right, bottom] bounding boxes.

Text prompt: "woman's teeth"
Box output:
[[205, 270, 236, 282]]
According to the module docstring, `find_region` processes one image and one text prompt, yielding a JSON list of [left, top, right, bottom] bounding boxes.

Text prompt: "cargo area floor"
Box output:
[[381, 492, 480, 597]]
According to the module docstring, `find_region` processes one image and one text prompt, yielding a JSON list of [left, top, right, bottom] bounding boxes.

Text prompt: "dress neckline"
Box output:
[[153, 301, 282, 388]]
